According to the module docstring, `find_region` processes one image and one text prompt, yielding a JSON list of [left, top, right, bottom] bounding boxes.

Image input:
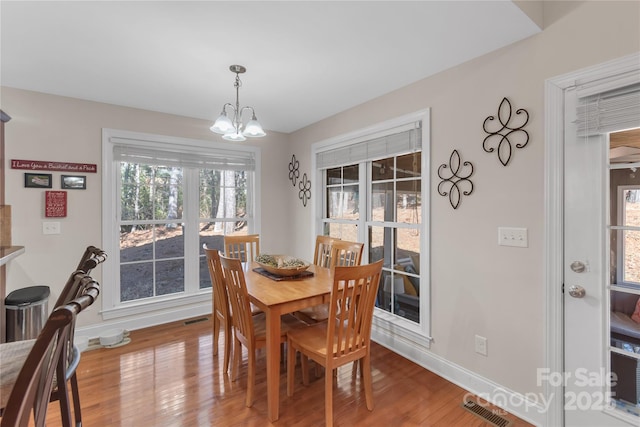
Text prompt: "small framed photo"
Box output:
[[24, 173, 52, 188], [61, 175, 86, 190]]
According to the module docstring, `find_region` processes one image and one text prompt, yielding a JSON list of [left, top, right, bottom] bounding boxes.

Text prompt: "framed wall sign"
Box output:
[[24, 173, 52, 188], [45, 191, 67, 217], [61, 175, 86, 189]]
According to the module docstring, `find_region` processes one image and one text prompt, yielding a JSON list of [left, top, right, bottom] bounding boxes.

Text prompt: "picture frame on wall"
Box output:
[[61, 175, 86, 190], [24, 173, 52, 188]]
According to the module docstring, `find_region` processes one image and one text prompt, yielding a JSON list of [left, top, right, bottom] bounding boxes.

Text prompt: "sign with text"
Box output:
[[45, 191, 67, 218], [11, 159, 97, 173]]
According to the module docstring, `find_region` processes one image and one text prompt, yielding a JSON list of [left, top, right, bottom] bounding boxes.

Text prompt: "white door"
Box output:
[[564, 85, 640, 426]]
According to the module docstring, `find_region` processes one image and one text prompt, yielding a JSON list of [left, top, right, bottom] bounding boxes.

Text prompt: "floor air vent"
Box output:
[[184, 317, 209, 325], [461, 399, 511, 427]]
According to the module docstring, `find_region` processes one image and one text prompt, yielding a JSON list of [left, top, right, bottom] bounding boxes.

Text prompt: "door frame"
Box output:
[[545, 52, 640, 427]]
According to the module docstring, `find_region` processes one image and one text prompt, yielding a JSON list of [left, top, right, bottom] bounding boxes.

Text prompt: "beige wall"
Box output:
[[287, 0, 640, 399], [1, 88, 292, 327]]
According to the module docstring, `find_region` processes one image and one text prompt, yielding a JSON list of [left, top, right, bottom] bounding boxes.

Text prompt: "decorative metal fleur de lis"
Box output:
[[299, 173, 311, 207], [437, 150, 474, 210], [288, 154, 300, 186], [482, 97, 529, 166]]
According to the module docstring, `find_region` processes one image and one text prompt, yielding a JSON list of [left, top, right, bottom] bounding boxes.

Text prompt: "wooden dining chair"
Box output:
[[295, 239, 363, 324], [223, 234, 260, 263], [203, 244, 233, 373], [219, 254, 306, 407], [0, 247, 106, 427], [0, 274, 100, 427], [286, 259, 383, 427]]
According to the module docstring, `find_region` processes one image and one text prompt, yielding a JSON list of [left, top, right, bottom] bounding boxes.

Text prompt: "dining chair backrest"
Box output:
[[204, 245, 230, 323], [329, 240, 363, 268], [0, 275, 100, 427], [313, 235, 339, 268], [219, 255, 255, 345], [224, 234, 260, 263], [327, 260, 383, 360], [55, 246, 107, 308]]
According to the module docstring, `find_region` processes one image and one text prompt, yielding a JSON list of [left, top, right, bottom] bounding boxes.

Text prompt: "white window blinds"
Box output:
[[316, 123, 421, 170], [111, 136, 255, 171], [576, 82, 640, 137]]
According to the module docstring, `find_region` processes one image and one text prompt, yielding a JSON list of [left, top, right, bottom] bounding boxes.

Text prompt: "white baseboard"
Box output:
[[372, 327, 545, 427], [75, 302, 211, 340]]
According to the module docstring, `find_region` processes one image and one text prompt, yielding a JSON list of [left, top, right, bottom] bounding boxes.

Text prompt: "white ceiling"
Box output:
[[0, 1, 541, 134]]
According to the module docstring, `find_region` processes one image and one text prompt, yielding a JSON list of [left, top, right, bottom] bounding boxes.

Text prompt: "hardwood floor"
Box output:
[[38, 317, 535, 426]]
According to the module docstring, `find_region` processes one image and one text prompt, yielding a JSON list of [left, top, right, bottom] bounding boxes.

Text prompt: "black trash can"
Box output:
[[5, 285, 50, 342]]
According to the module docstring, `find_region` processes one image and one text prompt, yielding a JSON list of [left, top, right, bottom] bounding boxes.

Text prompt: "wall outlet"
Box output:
[[42, 221, 61, 235], [498, 227, 528, 247], [475, 334, 488, 356]]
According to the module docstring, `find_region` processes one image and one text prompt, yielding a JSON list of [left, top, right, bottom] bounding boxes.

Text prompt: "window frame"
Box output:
[[102, 129, 261, 320], [312, 110, 431, 343]]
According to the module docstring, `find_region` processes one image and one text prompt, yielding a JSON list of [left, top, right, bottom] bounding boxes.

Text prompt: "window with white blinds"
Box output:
[[316, 123, 421, 170], [576, 82, 640, 137], [110, 136, 255, 171]]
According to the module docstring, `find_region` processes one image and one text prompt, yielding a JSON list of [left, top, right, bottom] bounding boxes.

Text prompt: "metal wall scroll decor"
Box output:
[[437, 149, 474, 210], [299, 173, 311, 207], [482, 97, 530, 166], [288, 154, 300, 186]]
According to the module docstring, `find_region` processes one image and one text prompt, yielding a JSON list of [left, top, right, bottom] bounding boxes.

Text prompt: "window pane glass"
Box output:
[[372, 158, 393, 181], [199, 224, 224, 289], [343, 165, 359, 184], [120, 225, 153, 262], [155, 224, 184, 259], [327, 168, 341, 185], [624, 189, 640, 227], [343, 184, 359, 220], [199, 169, 220, 219], [623, 229, 640, 283], [327, 223, 358, 241], [121, 263, 153, 301], [396, 153, 421, 179], [153, 167, 183, 220], [372, 182, 393, 222], [369, 225, 386, 265], [327, 188, 340, 218], [397, 180, 421, 224], [156, 259, 184, 295]]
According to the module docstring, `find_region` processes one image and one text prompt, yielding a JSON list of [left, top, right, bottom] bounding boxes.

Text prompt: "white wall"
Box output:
[[1, 88, 291, 329], [287, 0, 640, 412]]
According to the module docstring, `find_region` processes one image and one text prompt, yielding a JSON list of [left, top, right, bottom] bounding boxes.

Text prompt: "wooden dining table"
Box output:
[[242, 261, 333, 422]]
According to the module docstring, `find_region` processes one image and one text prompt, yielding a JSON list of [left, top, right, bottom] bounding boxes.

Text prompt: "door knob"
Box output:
[[568, 285, 586, 298]]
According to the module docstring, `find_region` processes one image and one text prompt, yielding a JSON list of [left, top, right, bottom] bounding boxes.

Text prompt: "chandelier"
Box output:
[[210, 65, 266, 142]]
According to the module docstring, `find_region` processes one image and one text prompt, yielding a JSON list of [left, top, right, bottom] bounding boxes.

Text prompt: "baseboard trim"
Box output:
[[372, 328, 545, 427]]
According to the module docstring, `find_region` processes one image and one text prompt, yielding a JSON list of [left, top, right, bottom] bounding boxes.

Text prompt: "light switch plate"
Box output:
[[498, 227, 527, 247], [43, 221, 61, 235]]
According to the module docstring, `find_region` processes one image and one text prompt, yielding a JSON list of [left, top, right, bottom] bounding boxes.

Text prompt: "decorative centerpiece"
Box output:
[[255, 254, 310, 277]]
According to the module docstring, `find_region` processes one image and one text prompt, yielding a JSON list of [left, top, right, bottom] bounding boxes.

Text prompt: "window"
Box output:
[[102, 129, 259, 319], [315, 110, 430, 337]]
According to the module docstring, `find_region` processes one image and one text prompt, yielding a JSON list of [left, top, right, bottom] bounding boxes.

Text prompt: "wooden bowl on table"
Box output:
[[255, 254, 310, 277]]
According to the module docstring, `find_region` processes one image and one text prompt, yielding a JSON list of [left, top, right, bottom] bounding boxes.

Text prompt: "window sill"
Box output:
[[101, 291, 211, 320]]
